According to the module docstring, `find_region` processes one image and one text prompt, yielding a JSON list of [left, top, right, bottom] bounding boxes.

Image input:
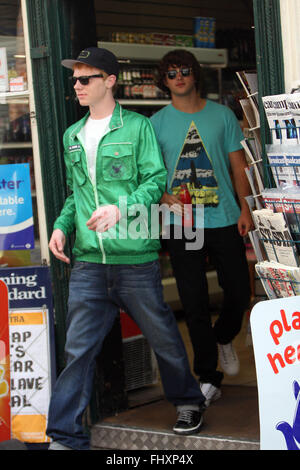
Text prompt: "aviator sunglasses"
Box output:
[[166, 67, 192, 79], [69, 74, 104, 86]]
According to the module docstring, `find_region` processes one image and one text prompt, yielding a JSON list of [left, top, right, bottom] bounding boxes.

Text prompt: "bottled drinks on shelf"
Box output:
[[2, 113, 31, 143], [116, 65, 169, 100]]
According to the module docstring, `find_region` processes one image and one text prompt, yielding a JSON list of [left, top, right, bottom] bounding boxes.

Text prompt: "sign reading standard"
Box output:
[[0, 266, 56, 443]]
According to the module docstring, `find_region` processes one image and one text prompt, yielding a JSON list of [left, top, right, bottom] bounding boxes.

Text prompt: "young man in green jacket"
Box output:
[[46, 47, 205, 450]]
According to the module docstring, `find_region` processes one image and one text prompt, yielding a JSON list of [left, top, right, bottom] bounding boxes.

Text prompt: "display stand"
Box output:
[[246, 90, 300, 300]]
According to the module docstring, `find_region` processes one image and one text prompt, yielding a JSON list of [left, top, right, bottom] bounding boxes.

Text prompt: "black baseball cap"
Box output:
[[61, 47, 119, 77]]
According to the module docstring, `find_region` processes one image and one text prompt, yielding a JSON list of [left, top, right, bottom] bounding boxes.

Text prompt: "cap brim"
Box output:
[[61, 59, 87, 69]]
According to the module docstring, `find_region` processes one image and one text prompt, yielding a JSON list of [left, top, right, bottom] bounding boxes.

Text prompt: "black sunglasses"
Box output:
[[69, 74, 104, 86], [166, 68, 192, 79]]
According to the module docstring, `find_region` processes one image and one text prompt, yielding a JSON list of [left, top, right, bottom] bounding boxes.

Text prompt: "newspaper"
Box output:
[[261, 187, 300, 252], [266, 144, 300, 187], [262, 94, 298, 145], [255, 260, 300, 299], [248, 229, 265, 262], [286, 93, 300, 142], [252, 208, 298, 266]]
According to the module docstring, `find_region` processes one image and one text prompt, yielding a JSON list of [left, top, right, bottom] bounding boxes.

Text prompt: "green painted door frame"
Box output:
[[25, 0, 75, 371], [24, 0, 127, 422], [252, 0, 285, 186]]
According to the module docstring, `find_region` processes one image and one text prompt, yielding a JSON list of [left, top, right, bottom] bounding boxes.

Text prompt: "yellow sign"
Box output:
[[9, 308, 51, 443]]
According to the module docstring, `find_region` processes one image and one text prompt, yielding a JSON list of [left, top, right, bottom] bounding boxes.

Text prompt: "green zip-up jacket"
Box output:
[[53, 102, 167, 264]]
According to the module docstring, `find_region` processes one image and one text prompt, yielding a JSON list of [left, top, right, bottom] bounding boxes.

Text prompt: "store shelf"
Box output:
[[98, 41, 228, 67], [1, 142, 32, 149], [0, 90, 29, 104], [118, 99, 171, 106]]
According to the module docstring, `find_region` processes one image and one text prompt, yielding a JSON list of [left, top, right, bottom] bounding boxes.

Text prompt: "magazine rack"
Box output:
[[248, 104, 300, 299]]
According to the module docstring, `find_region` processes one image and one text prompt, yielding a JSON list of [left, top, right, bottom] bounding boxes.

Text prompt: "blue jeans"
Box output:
[[46, 260, 204, 449]]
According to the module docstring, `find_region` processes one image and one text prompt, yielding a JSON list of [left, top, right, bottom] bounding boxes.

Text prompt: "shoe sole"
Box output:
[[173, 416, 203, 435], [220, 366, 240, 376]]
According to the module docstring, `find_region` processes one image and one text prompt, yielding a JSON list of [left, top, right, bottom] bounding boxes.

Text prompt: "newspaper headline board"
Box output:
[[0, 280, 10, 441], [250, 296, 300, 450], [9, 308, 51, 443], [0, 266, 56, 443]]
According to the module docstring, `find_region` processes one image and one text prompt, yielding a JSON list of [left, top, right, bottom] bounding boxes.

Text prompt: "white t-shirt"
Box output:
[[82, 114, 112, 184]]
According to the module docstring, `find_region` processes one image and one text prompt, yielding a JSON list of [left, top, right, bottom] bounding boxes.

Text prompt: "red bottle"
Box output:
[[179, 184, 194, 227]]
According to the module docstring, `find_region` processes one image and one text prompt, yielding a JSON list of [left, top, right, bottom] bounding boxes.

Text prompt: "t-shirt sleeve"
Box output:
[[224, 107, 244, 154]]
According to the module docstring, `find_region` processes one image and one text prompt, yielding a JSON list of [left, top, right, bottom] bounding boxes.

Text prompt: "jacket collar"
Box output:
[[69, 101, 123, 141]]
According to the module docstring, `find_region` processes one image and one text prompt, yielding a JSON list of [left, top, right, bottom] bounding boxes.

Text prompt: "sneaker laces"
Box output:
[[177, 409, 194, 424], [220, 343, 237, 364]]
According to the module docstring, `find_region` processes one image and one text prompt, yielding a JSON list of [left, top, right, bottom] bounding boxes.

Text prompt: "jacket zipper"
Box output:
[[73, 104, 124, 264], [76, 133, 107, 264]]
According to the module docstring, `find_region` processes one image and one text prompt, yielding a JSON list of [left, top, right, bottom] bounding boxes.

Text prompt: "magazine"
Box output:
[[241, 138, 264, 193], [252, 208, 298, 266], [244, 167, 263, 209], [236, 70, 259, 106], [255, 260, 300, 299], [237, 71, 260, 130], [240, 98, 259, 130]]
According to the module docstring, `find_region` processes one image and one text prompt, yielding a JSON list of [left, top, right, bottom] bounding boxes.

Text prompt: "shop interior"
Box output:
[[87, 0, 261, 450]]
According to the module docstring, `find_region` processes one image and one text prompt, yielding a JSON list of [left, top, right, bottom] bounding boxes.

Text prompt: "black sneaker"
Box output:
[[173, 407, 204, 435]]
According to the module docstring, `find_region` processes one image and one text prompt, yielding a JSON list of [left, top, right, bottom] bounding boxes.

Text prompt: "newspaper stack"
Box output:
[[261, 187, 300, 252], [266, 144, 300, 188], [255, 261, 300, 299], [262, 94, 299, 146], [252, 208, 299, 267]]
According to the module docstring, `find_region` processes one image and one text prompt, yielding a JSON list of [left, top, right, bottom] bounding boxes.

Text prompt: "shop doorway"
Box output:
[[81, 0, 261, 449]]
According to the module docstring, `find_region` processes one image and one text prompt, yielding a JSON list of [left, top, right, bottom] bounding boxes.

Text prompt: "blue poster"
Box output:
[[0, 163, 34, 250]]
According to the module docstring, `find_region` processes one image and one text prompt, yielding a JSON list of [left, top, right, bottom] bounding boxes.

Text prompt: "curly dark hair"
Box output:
[[156, 49, 202, 93]]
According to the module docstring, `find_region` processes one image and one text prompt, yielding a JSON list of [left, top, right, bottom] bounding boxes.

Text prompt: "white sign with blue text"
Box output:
[[0, 163, 34, 250], [250, 296, 300, 450]]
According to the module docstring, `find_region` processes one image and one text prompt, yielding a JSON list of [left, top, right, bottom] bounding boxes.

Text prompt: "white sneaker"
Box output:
[[218, 342, 240, 376], [200, 382, 221, 407], [48, 441, 72, 450]]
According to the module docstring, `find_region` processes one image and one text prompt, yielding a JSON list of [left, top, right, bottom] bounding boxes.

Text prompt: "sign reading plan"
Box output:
[[251, 296, 300, 450], [0, 163, 34, 250]]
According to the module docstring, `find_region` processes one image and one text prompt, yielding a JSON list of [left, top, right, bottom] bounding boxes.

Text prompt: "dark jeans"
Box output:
[[46, 260, 204, 449], [166, 224, 251, 388]]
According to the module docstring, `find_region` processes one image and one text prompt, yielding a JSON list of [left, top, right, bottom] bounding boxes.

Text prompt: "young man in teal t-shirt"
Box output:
[[151, 49, 253, 406]]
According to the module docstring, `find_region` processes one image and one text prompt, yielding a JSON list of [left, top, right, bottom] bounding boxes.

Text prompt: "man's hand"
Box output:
[[238, 207, 254, 237], [160, 192, 184, 216], [48, 229, 70, 264], [86, 205, 121, 232]]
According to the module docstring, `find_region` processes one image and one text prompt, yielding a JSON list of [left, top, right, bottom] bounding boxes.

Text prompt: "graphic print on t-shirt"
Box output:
[[171, 121, 219, 207]]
